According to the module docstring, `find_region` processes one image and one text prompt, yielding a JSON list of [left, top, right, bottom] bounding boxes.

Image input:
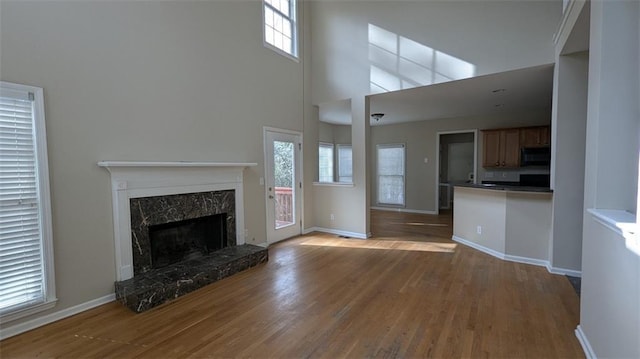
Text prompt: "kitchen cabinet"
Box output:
[[520, 126, 550, 147], [483, 129, 520, 168]]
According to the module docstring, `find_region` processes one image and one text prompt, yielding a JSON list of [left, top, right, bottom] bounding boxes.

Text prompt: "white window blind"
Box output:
[[337, 144, 352, 183], [0, 82, 55, 320], [263, 0, 297, 58], [318, 142, 334, 182], [377, 144, 405, 206]]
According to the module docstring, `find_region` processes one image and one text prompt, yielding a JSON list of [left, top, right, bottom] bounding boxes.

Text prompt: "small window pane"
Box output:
[[282, 20, 292, 38], [319, 143, 334, 182], [274, 13, 283, 33], [265, 7, 274, 27], [337, 145, 352, 183], [265, 27, 275, 46], [280, 0, 290, 17]]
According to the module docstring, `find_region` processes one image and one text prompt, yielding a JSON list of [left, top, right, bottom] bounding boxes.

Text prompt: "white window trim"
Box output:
[[0, 81, 57, 322], [376, 143, 406, 207], [262, 0, 299, 62]]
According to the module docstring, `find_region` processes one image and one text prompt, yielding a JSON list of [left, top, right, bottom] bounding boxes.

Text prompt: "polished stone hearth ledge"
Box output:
[[114, 244, 268, 313]]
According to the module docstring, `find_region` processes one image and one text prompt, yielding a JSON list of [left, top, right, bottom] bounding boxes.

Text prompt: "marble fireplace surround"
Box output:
[[98, 161, 257, 281]]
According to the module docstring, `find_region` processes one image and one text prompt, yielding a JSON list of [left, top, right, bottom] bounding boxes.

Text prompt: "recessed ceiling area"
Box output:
[[317, 64, 554, 126], [369, 63, 554, 126]]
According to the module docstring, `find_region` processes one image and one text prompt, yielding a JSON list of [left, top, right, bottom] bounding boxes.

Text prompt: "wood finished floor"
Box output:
[[0, 210, 584, 358]]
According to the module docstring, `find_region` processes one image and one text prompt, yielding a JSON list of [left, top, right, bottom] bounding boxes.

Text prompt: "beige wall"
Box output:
[[0, 0, 307, 329], [370, 110, 550, 213], [505, 192, 552, 260], [453, 187, 506, 254], [453, 187, 552, 261]]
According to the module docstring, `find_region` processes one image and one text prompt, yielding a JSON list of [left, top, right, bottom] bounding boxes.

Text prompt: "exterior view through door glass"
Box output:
[[265, 129, 302, 244]]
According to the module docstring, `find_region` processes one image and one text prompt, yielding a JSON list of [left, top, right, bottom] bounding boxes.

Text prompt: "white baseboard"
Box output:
[[452, 235, 507, 260], [452, 235, 581, 277], [575, 325, 597, 359], [546, 264, 582, 277], [371, 206, 438, 215], [0, 293, 115, 340], [303, 226, 367, 239], [504, 254, 549, 267]]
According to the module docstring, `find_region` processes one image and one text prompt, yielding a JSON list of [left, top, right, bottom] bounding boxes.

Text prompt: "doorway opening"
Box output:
[[436, 130, 477, 212]]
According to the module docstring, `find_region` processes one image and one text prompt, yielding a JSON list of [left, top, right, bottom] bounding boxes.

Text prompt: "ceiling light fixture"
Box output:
[[492, 88, 507, 93], [371, 113, 385, 121]]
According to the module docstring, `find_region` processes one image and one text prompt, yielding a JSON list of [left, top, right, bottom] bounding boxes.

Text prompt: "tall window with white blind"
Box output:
[[377, 144, 405, 206], [263, 0, 297, 58], [0, 82, 55, 321], [318, 142, 334, 183], [337, 144, 352, 183]]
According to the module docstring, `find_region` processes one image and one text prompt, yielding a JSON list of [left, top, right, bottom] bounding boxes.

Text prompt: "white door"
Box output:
[[264, 129, 302, 244]]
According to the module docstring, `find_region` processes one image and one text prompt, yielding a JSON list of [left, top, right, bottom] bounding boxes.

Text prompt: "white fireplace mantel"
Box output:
[[98, 161, 257, 280]]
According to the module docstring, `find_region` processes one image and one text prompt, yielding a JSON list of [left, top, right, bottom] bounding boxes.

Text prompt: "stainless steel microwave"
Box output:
[[521, 147, 551, 166]]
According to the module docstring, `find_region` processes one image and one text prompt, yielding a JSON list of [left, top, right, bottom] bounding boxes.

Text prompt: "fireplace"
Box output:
[[99, 161, 268, 312], [150, 213, 227, 269], [129, 190, 236, 275]]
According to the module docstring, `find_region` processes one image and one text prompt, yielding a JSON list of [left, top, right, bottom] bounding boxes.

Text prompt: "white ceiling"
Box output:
[[318, 64, 554, 126]]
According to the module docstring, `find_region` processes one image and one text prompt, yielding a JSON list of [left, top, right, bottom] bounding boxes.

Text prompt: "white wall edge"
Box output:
[[546, 264, 582, 277], [575, 325, 597, 359], [0, 293, 116, 340], [371, 206, 438, 215], [303, 226, 367, 239]]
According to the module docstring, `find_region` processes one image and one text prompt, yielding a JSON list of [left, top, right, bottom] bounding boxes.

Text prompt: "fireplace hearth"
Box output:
[[114, 190, 267, 313], [115, 244, 267, 313], [99, 161, 265, 313]]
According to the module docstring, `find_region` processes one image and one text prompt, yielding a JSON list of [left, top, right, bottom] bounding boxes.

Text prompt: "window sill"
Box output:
[[0, 298, 58, 323], [263, 42, 300, 63], [588, 208, 637, 239], [313, 181, 354, 187]]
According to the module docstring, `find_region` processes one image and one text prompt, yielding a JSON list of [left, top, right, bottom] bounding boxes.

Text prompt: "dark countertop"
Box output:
[[454, 183, 553, 193]]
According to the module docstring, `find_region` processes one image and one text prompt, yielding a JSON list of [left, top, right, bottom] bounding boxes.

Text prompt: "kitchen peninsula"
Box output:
[[452, 184, 553, 268]]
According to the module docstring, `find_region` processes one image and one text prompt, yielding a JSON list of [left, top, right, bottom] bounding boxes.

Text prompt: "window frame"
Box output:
[[262, 0, 299, 61], [376, 143, 406, 207], [318, 142, 335, 183], [0, 81, 56, 322], [336, 144, 353, 183]]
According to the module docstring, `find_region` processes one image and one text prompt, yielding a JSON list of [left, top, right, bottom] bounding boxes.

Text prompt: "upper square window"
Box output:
[[263, 0, 298, 59]]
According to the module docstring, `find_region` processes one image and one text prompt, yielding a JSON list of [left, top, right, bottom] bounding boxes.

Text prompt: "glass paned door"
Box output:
[[265, 129, 301, 244]]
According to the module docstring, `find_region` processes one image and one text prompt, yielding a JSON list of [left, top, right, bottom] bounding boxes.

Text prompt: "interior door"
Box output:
[[264, 129, 302, 244]]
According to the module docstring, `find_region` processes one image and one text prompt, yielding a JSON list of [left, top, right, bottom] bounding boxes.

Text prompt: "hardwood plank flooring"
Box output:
[[0, 210, 584, 358]]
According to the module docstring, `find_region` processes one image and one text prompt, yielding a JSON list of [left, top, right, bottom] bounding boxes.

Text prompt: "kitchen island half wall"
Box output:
[[453, 186, 553, 268]]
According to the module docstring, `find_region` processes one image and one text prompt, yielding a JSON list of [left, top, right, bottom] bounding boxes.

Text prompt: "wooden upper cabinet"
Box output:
[[483, 129, 520, 168], [520, 126, 551, 147], [483, 130, 501, 167], [501, 129, 520, 167]]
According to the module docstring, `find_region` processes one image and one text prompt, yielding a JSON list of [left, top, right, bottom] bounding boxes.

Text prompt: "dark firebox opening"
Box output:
[[149, 213, 227, 269]]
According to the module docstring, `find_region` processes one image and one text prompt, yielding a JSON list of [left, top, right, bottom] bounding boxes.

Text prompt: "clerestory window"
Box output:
[[263, 0, 298, 59]]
